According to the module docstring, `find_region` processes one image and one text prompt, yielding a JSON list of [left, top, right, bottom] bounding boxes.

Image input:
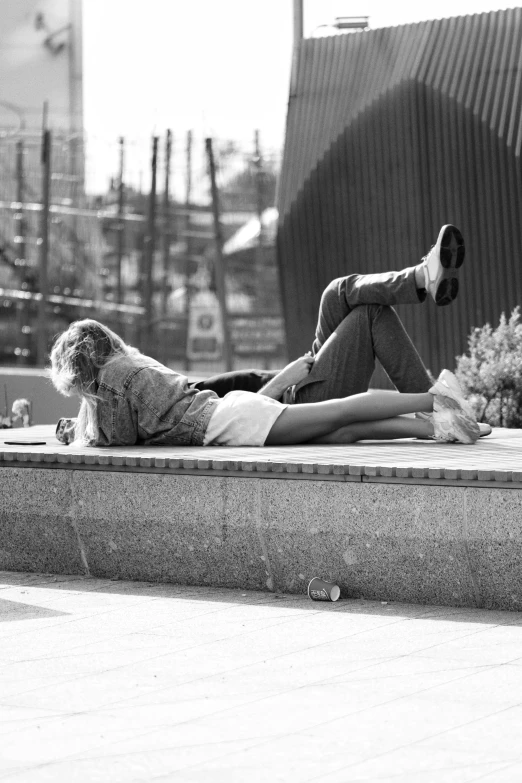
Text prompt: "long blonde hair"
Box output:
[[49, 319, 139, 444]]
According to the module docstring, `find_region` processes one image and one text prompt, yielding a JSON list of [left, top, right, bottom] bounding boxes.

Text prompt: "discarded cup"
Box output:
[[307, 577, 341, 602]]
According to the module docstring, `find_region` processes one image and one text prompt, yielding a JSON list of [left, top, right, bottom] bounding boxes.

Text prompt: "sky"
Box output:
[[82, 0, 522, 193]]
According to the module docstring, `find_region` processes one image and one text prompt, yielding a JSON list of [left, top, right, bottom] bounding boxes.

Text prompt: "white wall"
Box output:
[[0, 0, 82, 132]]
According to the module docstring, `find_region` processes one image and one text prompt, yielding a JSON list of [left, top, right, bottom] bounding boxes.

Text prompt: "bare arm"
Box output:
[[257, 354, 315, 399]]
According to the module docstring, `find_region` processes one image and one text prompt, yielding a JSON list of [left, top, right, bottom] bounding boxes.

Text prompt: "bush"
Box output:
[[455, 307, 522, 428]]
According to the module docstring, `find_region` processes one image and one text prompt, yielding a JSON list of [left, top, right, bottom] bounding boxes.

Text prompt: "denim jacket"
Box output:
[[86, 354, 219, 447]]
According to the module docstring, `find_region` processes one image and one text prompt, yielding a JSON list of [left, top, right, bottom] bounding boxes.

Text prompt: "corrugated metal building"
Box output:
[[276, 8, 522, 378]]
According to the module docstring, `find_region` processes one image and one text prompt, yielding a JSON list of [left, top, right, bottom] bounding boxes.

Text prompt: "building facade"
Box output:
[[277, 9, 522, 376], [0, 0, 107, 365]]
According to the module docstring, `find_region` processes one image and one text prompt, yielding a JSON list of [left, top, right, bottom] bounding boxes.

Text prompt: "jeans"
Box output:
[[192, 266, 431, 402], [294, 266, 431, 403]]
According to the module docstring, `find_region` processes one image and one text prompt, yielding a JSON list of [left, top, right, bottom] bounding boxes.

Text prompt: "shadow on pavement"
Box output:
[[1, 570, 521, 627]]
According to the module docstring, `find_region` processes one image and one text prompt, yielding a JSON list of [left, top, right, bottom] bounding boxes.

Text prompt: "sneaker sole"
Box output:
[[435, 225, 465, 306], [415, 418, 491, 439]]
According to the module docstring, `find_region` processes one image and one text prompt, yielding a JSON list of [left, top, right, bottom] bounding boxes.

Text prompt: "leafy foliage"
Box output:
[[455, 307, 522, 428]]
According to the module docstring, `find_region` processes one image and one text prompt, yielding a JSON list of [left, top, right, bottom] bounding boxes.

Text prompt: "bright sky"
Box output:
[[82, 0, 522, 192]]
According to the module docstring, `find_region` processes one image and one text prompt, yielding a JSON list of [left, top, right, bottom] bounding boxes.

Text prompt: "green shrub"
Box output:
[[455, 307, 522, 428]]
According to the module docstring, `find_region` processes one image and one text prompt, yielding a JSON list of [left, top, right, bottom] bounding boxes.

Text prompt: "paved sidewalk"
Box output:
[[1, 573, 522, 781]]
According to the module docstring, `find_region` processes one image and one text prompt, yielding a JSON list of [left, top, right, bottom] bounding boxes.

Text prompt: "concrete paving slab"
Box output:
[[1, 572, 522, 782]]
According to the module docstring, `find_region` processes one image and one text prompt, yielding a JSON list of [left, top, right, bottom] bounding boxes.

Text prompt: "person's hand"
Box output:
[[277, 353, 315, 386]]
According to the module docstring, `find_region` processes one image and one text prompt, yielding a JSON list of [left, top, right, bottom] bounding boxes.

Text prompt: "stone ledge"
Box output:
[[1, 425, 521, 611], [1, 465, 521, 612]]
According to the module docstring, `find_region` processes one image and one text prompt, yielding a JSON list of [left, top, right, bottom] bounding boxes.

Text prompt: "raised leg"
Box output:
[[310, 224, 464, 353], [294, 304, 431, 404], [310, 267, 424, 355]]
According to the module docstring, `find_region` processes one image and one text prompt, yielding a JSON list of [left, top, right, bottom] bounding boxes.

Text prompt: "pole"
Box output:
[[37, 126, 51, 366], [290, 0, 304, 98], [15, 141, 26, 253], [161, 129, 173, 364], [253, 129, 264, 260], [67, 4, 83, 290], [116, 136, 125, 308], [3, 384, 9, 427], [253, 130, 270, 369], [183, 129, 193, 372], [205, 137, 233, 372], [162, 129, 172, 319], [15, 140, 28, 365], [143, 135, 158, 355], [68, 0, 84, 191]]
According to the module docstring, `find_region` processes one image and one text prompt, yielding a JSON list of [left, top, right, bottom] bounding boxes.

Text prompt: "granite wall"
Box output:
[[1, 468, 521, 610]]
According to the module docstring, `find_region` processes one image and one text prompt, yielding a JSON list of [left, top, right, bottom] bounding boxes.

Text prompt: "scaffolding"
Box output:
[[0, 128, 284, 369]]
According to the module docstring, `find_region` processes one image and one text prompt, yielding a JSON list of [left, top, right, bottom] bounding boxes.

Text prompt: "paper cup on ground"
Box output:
[[307, 577, 340, 602]]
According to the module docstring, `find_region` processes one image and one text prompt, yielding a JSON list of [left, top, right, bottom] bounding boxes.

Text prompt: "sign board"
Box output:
[[229, 315, 285, 356], [186, 290, 223, 361]]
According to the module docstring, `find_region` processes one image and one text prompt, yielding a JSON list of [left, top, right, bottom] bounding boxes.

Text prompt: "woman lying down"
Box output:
[[49, 319, 482, 448]]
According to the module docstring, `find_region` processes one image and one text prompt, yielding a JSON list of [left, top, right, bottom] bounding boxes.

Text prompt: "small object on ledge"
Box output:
[[11, 398, 32, 428], [5, 441, 46, 446], [55, 418, 76, 445]]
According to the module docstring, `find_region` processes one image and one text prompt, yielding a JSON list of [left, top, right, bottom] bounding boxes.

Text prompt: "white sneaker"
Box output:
[[415, 411, 491, 438], [430, 399, 480, 444], [422, 225, 465, 306], [433, 369, 474, 418], [428, 370, 480, 444], [430, 370, 475, 419]]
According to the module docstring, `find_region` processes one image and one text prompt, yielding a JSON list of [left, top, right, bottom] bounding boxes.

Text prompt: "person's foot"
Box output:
[[429, 399, 480, 443], [420, 225, 465, 306], [415, 411, 491, 438], [435, 369, 474, 418], [428, 370, 480, 443]]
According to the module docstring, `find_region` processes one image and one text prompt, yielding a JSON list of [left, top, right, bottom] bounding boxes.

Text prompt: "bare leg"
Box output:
[[265, 391, 433, 445], [308, 416, 433, 444]]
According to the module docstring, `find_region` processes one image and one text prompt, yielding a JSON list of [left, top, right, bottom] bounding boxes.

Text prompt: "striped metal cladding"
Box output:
[[277, 9, 522, 374]]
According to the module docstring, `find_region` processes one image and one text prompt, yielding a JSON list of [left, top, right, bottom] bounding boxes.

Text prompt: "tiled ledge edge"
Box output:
[[0, 452, 521, 488]]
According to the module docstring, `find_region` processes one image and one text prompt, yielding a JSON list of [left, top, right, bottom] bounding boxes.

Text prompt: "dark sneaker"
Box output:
[[422, 225, 465, 306]]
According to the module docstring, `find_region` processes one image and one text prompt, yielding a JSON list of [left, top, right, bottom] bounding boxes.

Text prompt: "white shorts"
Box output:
[[203, 390, 288, 447]]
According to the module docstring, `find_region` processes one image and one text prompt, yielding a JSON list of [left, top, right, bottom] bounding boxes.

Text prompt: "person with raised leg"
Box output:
[[52, 225, 487, 447]]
